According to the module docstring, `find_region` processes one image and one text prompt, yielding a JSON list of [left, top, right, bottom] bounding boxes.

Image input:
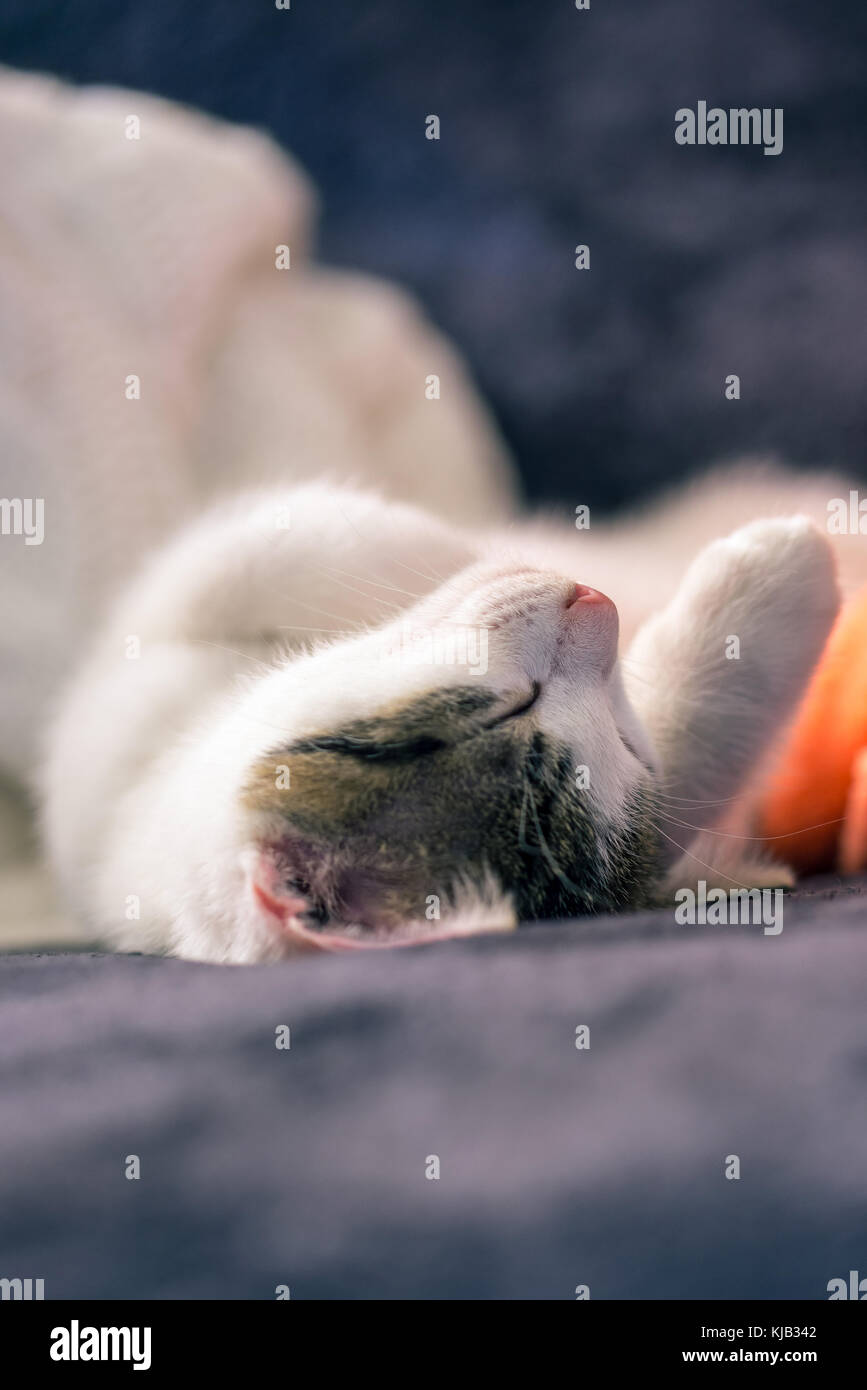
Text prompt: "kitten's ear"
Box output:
[[240, 843, 347, 952], [240, 845, 514, 952], [242, 842, 400, 953], [623, 517, 839, 866]]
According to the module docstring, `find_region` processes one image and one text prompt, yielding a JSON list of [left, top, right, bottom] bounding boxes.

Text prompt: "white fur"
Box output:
[[40, 466, 859, 962]]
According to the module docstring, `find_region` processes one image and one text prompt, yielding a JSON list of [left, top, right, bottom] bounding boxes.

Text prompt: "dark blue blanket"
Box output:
[[1, 881, 864, 1299]]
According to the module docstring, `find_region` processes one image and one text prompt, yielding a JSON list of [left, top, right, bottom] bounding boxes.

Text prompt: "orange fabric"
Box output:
[[839, 748, 867, 875], [758, 585, 867, 874]]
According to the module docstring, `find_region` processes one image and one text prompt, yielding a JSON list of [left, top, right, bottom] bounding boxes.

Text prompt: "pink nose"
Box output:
[[567, 582, 615, 609]]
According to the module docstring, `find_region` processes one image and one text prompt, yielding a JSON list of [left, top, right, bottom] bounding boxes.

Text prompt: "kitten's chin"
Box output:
[[607, 662, 661, 777]]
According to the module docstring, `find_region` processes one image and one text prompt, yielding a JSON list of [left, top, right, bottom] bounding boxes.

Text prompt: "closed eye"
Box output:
[[284, 686, 536, 765], [483, 681, 542, 728]]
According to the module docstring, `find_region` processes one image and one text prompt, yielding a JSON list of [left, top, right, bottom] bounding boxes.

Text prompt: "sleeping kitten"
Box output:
[[41, 467, 857, 962]]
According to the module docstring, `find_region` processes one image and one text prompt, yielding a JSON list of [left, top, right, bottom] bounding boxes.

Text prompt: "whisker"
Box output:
[[653, 791, 746, 807], [325, 488, 464, 591], [308, 568, 405, 615], [312, 561, 428, 602], [519, 777, 582, 896], [654, 810, 845, 843], [650, 822, 759, 892], [190, 638, 269, 667], [269, 593, 370, 626], [273, 625, 361, 635]]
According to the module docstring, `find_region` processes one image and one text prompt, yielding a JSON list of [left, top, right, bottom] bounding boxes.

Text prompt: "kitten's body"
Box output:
[[42, 464, 861, 962]]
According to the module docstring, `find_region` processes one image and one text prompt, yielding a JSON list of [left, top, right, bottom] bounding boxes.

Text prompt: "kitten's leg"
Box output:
[[113, 482, 478, 647], [623, 517, 840, 870]]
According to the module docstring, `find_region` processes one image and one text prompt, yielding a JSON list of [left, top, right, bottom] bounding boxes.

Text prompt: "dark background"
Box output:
[[3, 0, 865, 508]]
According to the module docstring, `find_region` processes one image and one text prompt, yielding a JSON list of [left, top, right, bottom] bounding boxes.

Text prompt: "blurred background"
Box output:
[[3, 0, 865, 511], [1, 4, 866, 1300]]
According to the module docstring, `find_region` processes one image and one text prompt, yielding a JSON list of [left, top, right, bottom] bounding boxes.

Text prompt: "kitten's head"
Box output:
[[234, 561, 663, 953]]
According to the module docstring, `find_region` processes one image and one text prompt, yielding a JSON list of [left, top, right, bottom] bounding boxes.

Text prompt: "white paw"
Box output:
[[722, 514, 831, 570], [690, 513, 826, 574], [680, 515, 839, 647]]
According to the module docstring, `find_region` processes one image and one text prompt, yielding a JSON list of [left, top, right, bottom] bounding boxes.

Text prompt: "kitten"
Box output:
[[41, 467, 857, 962]]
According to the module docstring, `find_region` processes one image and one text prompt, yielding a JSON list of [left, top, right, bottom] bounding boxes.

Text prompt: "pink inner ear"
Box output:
[[241, 846, 371, 953], [251, 877, 308, 925], [242, 847, 309, 927], [241, 846, 509, 953]]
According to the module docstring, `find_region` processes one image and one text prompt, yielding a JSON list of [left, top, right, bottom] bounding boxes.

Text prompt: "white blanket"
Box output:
[[0, 66, 516, 783]]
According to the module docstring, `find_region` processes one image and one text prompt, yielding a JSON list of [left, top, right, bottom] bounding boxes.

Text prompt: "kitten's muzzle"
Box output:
[[562, 581, 619, 675]]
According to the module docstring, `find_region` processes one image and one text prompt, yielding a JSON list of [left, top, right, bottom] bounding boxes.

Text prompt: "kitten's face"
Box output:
[[237, 562, 662, 952]]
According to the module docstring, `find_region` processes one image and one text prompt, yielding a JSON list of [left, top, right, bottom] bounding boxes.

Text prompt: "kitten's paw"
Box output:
[[679, 514, 839, 656], [687, 514, 831, 582], [627, 514, 841, 867], [720, 514, 833, 575]]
